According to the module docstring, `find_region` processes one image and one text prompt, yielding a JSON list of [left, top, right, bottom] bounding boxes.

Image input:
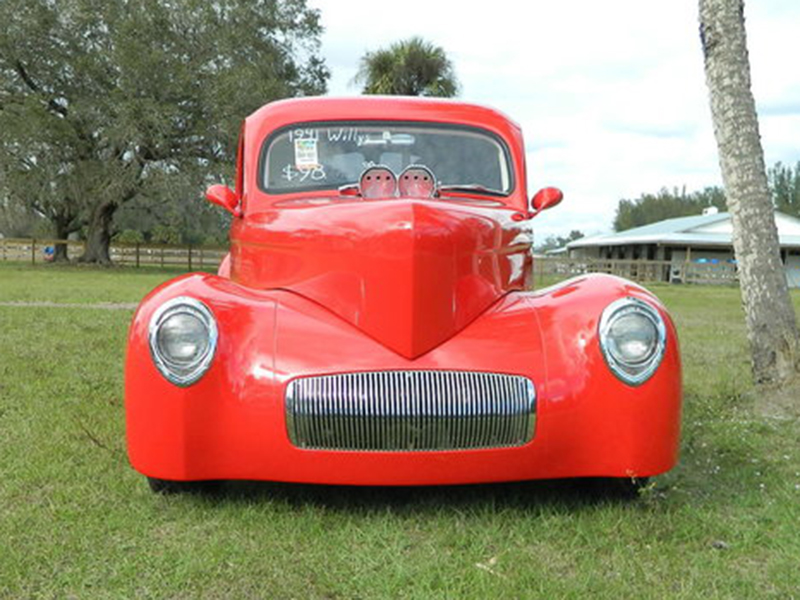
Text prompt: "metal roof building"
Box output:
[[566, 209, 800, 288]]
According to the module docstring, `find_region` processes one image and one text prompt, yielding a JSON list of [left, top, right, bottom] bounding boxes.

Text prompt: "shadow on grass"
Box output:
[[172, 477, 651, 514]]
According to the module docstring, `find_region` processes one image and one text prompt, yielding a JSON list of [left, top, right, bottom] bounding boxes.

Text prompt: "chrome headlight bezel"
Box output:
[[148, 296, 218, 387], [598, 296, 667, 386]]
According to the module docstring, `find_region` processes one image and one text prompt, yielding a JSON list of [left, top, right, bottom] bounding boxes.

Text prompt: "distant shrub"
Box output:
[[115, 230, 145, 244]]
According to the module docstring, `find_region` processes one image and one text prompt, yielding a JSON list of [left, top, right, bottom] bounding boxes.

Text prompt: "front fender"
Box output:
[[125, 273, 281, 479], [523, 274, 682, 476]]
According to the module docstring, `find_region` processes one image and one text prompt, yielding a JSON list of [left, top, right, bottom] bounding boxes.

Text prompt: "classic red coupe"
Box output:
[[125, 97, 681, 494]]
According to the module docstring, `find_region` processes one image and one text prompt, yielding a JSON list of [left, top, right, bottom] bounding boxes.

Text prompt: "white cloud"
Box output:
[[309, 0, 799, 237]]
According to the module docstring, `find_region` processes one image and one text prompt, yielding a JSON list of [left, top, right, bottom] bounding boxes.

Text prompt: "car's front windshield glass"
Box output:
[[261, 122, 512, 195]]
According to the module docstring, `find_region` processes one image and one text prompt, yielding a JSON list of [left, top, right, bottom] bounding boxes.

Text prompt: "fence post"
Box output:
[[31, 238, 36, 265], [537, 257, 543, 288], [135, 243, 140, 268], [188, 244, 193, 271], [160, 246, 164, 268]]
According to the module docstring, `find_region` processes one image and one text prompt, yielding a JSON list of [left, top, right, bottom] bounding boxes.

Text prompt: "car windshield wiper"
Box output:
[[437, 184, 506, 198]]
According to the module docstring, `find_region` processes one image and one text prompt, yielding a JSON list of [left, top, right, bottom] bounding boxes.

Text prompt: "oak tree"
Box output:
[[0, 0, 329, 262]]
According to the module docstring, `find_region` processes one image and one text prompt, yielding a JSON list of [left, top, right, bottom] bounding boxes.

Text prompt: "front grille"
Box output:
[[285, 371, 536, 451]]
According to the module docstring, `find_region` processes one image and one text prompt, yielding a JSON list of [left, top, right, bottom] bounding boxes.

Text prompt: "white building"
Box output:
[[566, 210, 800, 288]]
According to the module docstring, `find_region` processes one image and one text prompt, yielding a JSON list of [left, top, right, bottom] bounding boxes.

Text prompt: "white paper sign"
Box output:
[[294, 139, 319, 170]]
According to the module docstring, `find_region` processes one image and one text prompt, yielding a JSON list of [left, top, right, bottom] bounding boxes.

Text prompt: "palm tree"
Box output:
[[699, 0, 800, 384], [354, 37, 459, 97]]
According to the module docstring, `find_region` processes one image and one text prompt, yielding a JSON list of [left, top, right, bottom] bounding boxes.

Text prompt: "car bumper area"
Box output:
[[125, 274, 681, 485]]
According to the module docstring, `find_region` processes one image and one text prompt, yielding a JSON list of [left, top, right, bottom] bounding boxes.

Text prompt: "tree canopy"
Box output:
[[354, 37, 459, 97], [613, 186, 727, 232], [768, 161, 800, 219], [535, 230, 584, 253], [612, 161, 800, 234], [0, 0, 329, 261]]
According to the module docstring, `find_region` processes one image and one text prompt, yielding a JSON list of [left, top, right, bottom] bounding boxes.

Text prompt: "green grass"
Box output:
[[1, 267, 800, 598], [0, 262, 208, 304]]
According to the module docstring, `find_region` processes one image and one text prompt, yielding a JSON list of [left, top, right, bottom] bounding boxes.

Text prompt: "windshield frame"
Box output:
[[257, 120, 516, 197]]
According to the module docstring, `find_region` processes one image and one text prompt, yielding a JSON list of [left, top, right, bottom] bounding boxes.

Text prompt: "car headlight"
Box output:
[[148, 297, 218, 386], [598, 297, 666, 385]]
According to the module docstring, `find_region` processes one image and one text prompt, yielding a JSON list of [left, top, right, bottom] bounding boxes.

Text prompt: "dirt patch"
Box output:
[[752, 378, 800, 420]]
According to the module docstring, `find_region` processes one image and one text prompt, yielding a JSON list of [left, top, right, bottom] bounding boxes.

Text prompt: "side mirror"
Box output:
[[532, 187, 563, 213], [206, 184, 241, 217]]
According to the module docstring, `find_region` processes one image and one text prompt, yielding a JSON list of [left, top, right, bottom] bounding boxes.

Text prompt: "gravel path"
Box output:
[[0, 301, 137, 310]]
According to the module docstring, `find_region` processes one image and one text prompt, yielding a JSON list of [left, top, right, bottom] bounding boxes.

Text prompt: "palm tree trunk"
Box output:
[[699, 0, 800, 384]]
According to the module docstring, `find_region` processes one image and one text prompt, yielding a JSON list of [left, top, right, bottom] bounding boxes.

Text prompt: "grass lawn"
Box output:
[[0, 262, 207, 305], [1, 265, 799, 598]]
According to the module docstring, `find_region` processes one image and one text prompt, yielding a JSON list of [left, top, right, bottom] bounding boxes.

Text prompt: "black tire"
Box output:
[[147, 477, 220, 495]]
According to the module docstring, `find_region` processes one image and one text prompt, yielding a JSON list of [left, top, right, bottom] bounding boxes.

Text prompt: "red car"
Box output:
[[125, 97, 681, 494]]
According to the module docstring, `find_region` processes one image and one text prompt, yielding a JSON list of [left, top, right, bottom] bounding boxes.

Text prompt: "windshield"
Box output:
[[261, 122, 512, 195]]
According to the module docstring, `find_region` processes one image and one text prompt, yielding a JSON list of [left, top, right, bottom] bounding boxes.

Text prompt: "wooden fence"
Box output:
[[0, 238, 228, 271], [532, 257, 738, 287], [534, 257, 672, 283], [0, 237, 740, 286]]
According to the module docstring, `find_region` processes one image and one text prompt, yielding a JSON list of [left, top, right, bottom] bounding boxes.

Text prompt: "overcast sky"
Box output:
[[307, 0, 800, 239]]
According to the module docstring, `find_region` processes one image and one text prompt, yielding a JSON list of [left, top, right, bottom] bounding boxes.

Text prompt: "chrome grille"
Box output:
[[285, 371, 536, 451]]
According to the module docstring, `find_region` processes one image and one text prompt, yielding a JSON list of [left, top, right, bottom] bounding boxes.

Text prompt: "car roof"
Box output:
[[245, 96, 521, 137]]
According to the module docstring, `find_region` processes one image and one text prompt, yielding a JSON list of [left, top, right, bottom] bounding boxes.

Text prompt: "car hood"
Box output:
[[230, 199, 531, 358]]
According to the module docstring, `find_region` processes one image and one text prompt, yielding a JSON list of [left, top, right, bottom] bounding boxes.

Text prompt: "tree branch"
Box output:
[[11, 63, 95, 157], [14, 60, 68, 117]]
